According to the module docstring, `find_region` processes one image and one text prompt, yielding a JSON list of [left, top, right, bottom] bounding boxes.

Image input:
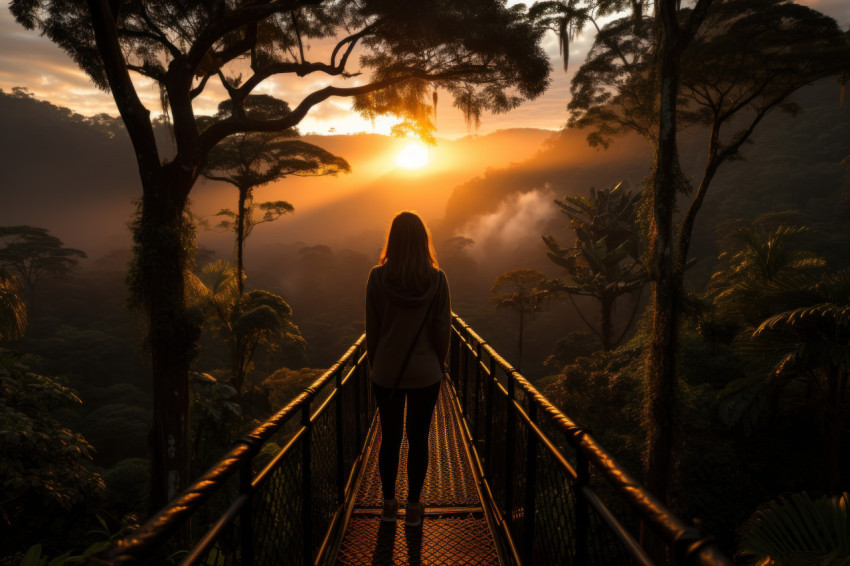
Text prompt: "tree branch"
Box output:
[[86, 0, 161, 180], [199, 67, 477, 154], [185, 0, 322, 77]]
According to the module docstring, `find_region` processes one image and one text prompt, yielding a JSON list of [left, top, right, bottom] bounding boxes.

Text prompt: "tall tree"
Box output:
[[567, 0, 850, 276], [490, 268, 549, 371], [203, 95, 350, 295], [11, 0, 551, 510], [0, 226, 86, 308], [542, 182, 646, 350], [547, 0, 849, 514]]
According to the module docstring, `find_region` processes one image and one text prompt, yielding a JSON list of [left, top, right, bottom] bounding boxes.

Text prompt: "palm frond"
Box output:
[[738, 492, 850, 564]]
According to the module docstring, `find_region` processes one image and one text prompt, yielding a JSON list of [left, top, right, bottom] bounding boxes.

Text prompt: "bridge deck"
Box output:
[[333, 381, 502, 565]]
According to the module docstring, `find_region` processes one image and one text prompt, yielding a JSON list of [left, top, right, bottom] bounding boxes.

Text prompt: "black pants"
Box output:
[[372, 380, 441, 503]]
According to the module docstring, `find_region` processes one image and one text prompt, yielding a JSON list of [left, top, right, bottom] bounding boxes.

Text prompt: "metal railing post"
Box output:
[[575, 449, 590, 566], [473, 342, 482, 446], [523, 401, 538, 566], [450, 329, 459, 384], [484, 357, 496, 476], [239, 456, 254, 566], [461, 335, 470, 414], [354, 359, 363, 451], [504, 370, 516, 528], [301, 402, 313, 566], [335, 367, 345, 504]]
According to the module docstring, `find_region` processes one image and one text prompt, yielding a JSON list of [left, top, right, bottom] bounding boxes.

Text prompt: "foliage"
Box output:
[[0, 348, 105, 554], [490, 268, 550, 370], [737, 492, 850, 566], [490, 269, 550, 314], [17, 514, 140, 566], [749, 268, 850, 380], [10, 1, 551, 143], [102, 458, 149, 517], [204, 95, 351, 192], [539, 338, 643, 466], [708, 220, 850, 491], [709, 224, 826, 327], [0, 269, 27, 342], [77, 403, 149, 467], [543, 182, 646, 349], [188, 260, 306, 394], [189, 371, 244, 475], [544, 330, 602, 369], [567, 0, 850, 150], [262, 367, 326, 410], [0, 226, 86, 302], [210, 201, 295, 240], [529, 0, 643, 74]]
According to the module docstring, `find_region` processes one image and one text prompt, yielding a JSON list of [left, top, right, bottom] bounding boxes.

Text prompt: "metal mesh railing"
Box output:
[[98, 336, 375, 566], [449, 313, 732, 566], [98, 314, 734, 566]]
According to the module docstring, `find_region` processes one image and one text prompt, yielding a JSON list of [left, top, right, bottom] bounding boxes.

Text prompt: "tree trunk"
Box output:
[[601, 294, 614, 351], [137, 175, 199, 514], [642, 0, 682, 555], [236, 186, 247, 297]]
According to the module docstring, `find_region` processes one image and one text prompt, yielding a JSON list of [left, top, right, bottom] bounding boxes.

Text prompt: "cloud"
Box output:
[[458, 187, 556, 264]]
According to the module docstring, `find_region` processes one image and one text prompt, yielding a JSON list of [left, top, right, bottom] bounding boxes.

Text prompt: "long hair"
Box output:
[[379, 212, 439, 292]]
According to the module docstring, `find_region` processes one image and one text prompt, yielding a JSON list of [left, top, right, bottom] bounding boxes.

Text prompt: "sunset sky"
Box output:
[[3, 1, 846, 141]]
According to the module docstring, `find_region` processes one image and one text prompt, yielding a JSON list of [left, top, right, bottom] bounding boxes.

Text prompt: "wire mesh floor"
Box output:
[[334, 381, 501, 565]]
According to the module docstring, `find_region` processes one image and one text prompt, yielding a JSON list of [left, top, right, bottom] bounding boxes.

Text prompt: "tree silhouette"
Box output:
[[539, 0, 850, 516], [11, 0, 551, 508], [203, 95, 350, 295], [542, 182, 646, 350], [489, 269, 550, 372], [0, 226, 86, 309], [567, 0, 850, 277], [188, 260, 306, 396]]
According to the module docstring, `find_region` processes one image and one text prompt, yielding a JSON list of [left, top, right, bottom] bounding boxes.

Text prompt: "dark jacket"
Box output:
[[365, 265, 451, 389]]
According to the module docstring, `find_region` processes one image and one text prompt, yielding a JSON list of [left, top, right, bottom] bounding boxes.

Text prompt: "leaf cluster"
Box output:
[[0, 349, 105, 532], [11, 0, 551, 149], [489, 268, 551, 315], [0, 226, 87, 293], [543, 182, 645, 299]]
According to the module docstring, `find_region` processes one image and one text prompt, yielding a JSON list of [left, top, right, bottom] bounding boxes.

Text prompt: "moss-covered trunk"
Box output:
[[133, 171, 198, 514]]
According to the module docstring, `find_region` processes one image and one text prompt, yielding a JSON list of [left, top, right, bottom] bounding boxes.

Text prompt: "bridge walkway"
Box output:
[[333, 381, 503, 565]]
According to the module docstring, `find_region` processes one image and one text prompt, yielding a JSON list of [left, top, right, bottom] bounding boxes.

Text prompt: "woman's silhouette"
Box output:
[[366, 211, 451, 527]]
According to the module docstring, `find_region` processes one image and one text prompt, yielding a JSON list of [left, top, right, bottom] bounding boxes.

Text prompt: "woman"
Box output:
[[366, 211, 451, 527]]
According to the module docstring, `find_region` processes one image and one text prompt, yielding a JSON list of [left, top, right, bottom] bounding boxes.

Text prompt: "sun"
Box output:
[[395, 141, 430, 169]]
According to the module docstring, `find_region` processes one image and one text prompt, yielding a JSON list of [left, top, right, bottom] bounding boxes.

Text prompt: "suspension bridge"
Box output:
[[96, 314, 732, 565]]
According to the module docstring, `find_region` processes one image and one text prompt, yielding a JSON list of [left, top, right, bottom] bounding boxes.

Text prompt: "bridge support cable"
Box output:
[[96, 337, 375, 566], [96, 313, 733, 566], [449, 313, 732, 566]]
